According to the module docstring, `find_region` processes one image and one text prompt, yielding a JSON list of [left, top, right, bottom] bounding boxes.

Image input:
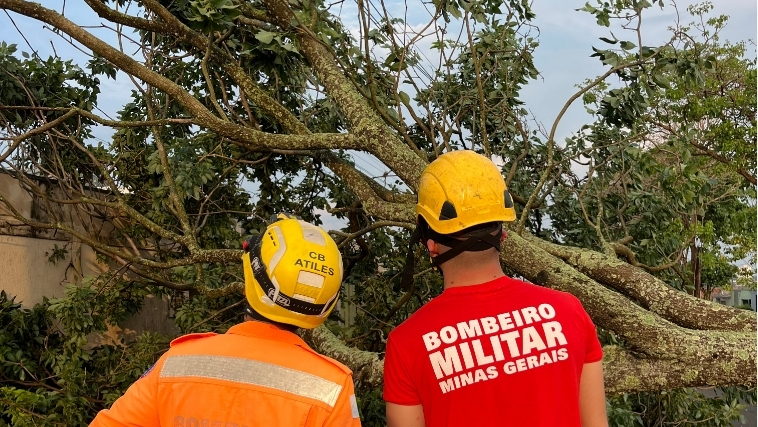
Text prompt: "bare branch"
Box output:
[[330, 220, 414, 248], [0, 109, 76, 163], [0, 0, 366, 152]]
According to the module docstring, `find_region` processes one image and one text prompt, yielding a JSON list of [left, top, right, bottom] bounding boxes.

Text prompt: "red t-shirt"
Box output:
[[383, 276, 603, 427]]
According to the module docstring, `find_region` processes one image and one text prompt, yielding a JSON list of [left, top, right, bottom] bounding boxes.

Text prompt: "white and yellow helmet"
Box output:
[[241, 214, 344, 329]]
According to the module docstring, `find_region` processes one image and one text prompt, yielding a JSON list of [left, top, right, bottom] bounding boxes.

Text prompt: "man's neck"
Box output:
[[243, 313, 298, 332], [441, 261, 505, 289]]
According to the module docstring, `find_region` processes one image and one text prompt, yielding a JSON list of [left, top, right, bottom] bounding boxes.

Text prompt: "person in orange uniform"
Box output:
[[90, 214, 361, 427]]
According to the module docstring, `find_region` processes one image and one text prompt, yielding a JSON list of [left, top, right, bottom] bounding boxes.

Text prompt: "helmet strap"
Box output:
[[399, 227, 423, 291], [399, 222, 502, 291], [423, 222, 502, 267]]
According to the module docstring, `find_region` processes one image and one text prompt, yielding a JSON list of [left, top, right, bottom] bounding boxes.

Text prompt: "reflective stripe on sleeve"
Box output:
[[160, 355, 343, 407], [349, 394, 359, 418]]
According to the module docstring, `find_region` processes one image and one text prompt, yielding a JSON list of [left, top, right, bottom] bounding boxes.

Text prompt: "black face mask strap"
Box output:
[[399, 227, 423, 291]]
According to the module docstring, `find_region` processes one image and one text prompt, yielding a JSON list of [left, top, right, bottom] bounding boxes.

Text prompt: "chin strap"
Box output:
[[398, 223, 502, 291], [429, 225, 502, 266]]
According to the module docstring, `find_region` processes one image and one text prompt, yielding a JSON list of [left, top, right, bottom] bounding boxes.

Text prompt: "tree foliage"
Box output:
[[0, 0, 755, 425]]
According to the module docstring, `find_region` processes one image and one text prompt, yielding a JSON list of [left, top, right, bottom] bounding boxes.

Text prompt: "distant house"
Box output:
[[710, 265, 757, 310], [711, 286, 757, 311]]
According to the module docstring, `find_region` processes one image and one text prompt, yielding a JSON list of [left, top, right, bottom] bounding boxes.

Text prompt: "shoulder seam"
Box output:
[[299, 347, 353, 376], [169, 332, 217, 347]]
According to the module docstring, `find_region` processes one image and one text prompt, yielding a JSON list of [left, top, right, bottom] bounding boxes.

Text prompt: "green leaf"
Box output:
[[577, 2, 597, 13], [620, 41, 636, 50], [255, 31, 275, 44], [597, 12, 610, 27], [398, 91, 411, 105], [446, 3, 462, 19], [652, 73, 671, 88]]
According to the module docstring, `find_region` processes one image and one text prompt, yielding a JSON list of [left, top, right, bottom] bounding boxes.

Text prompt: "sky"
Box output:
[[2, 1, 754, 151], [0, 0, 755, 232], [520, 0, 757, 144]]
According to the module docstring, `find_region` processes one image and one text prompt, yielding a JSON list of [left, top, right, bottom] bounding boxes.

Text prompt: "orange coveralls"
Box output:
[[90, 321, 361, 427]]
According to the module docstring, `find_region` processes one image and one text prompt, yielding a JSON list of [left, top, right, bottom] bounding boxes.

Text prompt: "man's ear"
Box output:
[[500, 229, 508, 243], [426, 239, 440, 258]]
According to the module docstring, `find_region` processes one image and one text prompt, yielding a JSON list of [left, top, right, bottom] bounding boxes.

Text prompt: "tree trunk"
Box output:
[[691, 242, 701, 298]]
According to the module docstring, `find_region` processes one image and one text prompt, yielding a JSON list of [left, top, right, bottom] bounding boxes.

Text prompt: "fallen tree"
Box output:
[[0, 0, 755, 425]]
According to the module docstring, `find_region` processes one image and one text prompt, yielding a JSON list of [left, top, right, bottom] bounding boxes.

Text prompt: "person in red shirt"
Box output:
[[383, 151, 608, 427]]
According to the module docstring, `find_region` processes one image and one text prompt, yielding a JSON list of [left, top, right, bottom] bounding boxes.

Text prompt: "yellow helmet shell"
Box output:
[[242, 218, 343, 329], [416, 150, 516, 234]]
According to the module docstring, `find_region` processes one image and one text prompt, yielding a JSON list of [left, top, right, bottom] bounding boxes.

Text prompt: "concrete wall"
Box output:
[[1, 171, 180, 340], [0, 172, 118, 242], [0, 173, 33, 222], [1, 235, 81, 305]]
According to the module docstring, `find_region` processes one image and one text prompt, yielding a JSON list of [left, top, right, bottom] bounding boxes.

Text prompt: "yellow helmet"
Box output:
[[416, 150, 516, 234], [241, 214, 344, 329]]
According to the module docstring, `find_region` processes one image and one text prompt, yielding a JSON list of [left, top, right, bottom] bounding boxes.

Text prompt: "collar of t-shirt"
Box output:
[[226, 320, 307, 348], [441, 276, 514, 296]]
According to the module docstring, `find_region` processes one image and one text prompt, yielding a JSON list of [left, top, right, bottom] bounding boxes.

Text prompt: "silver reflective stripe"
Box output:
[[349, 394, 359, 418], [160, 355, 343, 407], [298, 220, 327, 246], [268, 226, 287, 271]]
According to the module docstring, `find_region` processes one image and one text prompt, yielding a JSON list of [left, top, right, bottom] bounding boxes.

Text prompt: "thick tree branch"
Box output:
[[610, 242, 684, 273], [299, 325, 385, 385], [134, 0, 425, 215], [531, 237, 756, 332], [259, 0, 428, 188], [82, 0, 165, 33], [139, 0, 312, 136], [602, 345, 754, 394], [320, 155, 415, 221], [499, 232, 755, 390]]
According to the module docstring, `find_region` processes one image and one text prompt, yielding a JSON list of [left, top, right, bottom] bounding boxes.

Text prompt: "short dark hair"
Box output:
[[417, 216, 502, 252], [243, 300, 298, 332]]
